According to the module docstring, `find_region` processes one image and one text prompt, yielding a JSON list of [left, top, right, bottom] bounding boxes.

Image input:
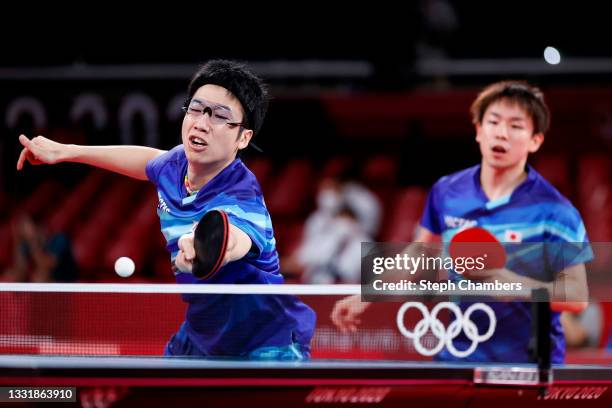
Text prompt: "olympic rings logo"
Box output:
[[396, 302, 496, 358]]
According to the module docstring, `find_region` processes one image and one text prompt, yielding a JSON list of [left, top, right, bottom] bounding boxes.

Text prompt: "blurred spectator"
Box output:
[[283, 168, 381, 284], [331, 162, 383, 236], [1, 213, 78, 282], [342, 179, 382, 237], [298, 204, 371, 284]]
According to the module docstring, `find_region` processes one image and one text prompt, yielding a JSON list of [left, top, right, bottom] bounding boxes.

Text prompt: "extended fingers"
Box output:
[[18, 134, 31, 148], [16, 147, 29, 170]]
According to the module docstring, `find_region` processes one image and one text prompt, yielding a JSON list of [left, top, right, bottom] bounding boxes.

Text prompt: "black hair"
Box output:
[[471, 80, 550, 134], [188, 60, 269, 136]]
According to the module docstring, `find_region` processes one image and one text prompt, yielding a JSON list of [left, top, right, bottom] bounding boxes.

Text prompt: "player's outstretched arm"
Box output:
[[16, 134, 166, 180]]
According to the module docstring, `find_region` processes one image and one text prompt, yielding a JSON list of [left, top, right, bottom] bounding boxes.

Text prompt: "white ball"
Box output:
[[544, 46, 561, 65], [114, 256, 135, 278]]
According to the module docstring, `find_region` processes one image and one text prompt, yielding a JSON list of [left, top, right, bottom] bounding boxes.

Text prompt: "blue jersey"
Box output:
[[146, 145, 316, 357], [421, 164, 592, 363]]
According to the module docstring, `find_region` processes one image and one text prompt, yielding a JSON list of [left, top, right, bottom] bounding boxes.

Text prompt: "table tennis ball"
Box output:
[[114, 256, 135, 278]]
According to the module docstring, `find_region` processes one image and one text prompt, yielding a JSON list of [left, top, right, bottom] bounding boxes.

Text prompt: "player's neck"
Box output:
[[187, 157, 236, 191], [480, 161, 527, 201]]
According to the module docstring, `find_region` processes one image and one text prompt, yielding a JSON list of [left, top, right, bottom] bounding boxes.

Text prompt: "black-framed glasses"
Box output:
[[182, 98, 248, 128]]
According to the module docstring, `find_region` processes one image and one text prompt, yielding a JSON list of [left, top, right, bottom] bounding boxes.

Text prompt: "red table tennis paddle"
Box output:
[[449, 226, 506, 271]]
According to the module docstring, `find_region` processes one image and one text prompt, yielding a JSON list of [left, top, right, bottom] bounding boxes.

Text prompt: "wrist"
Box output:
[[61, 144, 77, 162]]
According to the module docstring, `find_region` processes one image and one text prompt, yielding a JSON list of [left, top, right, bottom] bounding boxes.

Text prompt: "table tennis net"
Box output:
[[0, 284, 435, 360]]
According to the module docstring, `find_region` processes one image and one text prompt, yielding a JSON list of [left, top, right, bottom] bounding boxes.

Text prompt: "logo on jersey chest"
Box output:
[[444, 215, 477, 230], [157, 193, 171, 213]]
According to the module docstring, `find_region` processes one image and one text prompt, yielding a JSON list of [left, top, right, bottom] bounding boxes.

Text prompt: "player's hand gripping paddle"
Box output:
[[449, 226, 507, 271], [192, 209, 230, 279]]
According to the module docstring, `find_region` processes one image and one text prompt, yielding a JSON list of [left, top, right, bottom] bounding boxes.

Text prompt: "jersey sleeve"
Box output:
[[545, 204, 594, 272], [145, 145, 180, 185]]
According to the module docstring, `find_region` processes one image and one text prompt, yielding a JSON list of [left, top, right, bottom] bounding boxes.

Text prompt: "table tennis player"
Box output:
[[16, 60, 316, 360], [332, 80, 592, 363]]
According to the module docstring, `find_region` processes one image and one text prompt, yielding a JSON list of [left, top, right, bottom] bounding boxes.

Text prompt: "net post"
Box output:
[[529, 287, 552, 395]]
